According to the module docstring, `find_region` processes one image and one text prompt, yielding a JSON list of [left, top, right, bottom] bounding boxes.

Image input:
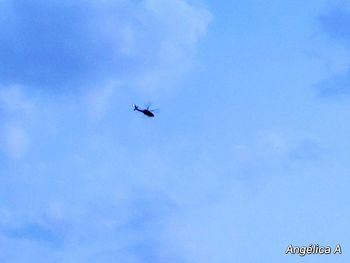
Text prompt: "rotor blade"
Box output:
[[150, 108, 160, 113], [144, 102, 152, 110]]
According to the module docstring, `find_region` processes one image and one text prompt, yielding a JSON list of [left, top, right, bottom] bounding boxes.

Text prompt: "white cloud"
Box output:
[[2, 123, 30, 159], [0, 0, 211, 94], [231, 130, 323, 168], [0, 1, 214, 261], [85, 80, 119, 120], [0, 85, 34, 159], [0, 85, 34, 114], [133, 0, 212, 91], [257, 131, 290, 156]]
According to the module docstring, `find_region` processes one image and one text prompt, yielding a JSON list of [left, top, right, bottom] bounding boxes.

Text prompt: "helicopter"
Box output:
[[133, 104, 158, 117]]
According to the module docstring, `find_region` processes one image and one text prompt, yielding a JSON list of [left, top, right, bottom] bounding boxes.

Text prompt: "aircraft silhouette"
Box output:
[[133, 104, 158, 117]]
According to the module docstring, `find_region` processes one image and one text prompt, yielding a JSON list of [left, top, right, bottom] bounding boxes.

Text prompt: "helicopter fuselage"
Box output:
[[140, 109, 154, 117], [134, 106, 154, 117]]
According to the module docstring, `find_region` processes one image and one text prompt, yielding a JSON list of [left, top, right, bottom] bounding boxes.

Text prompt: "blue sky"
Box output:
[[0, 0, 349, 262]]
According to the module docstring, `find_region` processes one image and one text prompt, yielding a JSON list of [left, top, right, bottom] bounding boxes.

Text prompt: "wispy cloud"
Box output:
[[1, 123, 30, 159], [319, 5, 350, 44], [317, 4, 350, 97], [0, 0, 211, 92], [1, 222, 63, 244], [0, 85, 35, 159], [316, 70, 350, 97], [231, 130, 324, 168], [0, 1, 213, 262]]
